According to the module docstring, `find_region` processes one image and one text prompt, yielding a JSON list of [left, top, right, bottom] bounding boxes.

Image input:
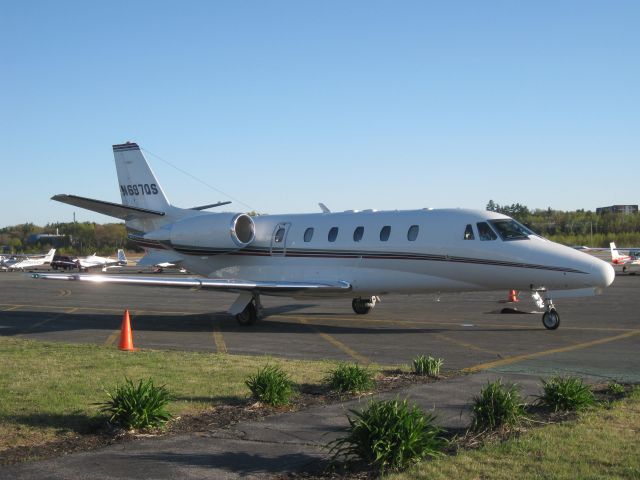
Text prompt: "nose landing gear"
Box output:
[[352, 296, 379, 314]]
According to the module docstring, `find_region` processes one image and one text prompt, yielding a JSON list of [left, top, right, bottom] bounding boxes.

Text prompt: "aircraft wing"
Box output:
[[30, 273, 352, 294], [137, 250, 184, 267], [52, 194, 165, 220]]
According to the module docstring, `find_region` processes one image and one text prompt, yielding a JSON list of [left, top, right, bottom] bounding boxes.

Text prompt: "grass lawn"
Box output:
[[0, 336, 360, 452], [386, 387, 640, 480]]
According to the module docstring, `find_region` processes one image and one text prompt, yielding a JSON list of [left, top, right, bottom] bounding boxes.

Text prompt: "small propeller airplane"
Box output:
[[32, 142, 615, 330], [76, 249, 128, 272], [2, 249, 56, 271], [610, 242, 640, 273]]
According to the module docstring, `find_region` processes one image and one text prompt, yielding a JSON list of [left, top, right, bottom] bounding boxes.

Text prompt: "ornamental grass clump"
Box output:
[[99, 377, 173, 430], [329, 398, 446, 474], [325, 363, 374, 394], [471, 379, 526, 431], [536, 376, 596, 412], [412, 355, 444, 377], [245, 365, 293, 406]]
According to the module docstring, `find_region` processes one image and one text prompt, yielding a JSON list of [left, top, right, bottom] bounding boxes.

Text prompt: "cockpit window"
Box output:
[[488, 219, 534, 241], [476, 222, 497, 241], [463, 224, 475, 240]]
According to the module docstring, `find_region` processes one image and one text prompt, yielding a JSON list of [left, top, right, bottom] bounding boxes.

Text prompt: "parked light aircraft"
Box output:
[[76, 249, 127, 272], [3, 249, 56, 271], [610, 242, 640, 273], [32, 142, 615, 330]]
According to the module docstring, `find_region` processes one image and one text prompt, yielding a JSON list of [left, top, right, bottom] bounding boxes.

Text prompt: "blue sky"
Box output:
[[2, 1, 639, 227]]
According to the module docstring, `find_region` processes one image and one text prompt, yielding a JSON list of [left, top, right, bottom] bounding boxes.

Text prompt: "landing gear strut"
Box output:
[[532, 291, 561, 330], [352, 296, 379, 315], [235, 294, 263, 326]]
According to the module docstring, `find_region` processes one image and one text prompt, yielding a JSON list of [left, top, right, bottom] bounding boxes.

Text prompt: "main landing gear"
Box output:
[[352, 296, 379, 315], [235, 293, 263, 326], [532, 291, 560, 330]]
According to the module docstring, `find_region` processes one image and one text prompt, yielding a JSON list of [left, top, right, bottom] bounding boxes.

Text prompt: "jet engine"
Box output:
[[144, 213, 255, 252]]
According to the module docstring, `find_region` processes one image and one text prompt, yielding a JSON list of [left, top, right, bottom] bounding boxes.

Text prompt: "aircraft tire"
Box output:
[[542, 309, 560, 330], [236, 302, 258, 326], [352, 298, 372, 315]]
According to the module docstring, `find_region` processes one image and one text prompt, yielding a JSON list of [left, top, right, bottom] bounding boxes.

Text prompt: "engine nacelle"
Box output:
[[145, 213, 255, 252]]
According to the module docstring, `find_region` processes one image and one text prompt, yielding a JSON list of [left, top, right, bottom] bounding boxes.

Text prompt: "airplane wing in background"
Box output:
[[52, 194, 165, 220], [31, 273, 351, 294]]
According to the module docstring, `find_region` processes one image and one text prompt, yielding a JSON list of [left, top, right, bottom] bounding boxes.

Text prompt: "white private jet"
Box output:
[[3, 249, 56, 271], [32, 142, 615, 330], [610, 242, 640, 274], [76, 249, 127, 272]]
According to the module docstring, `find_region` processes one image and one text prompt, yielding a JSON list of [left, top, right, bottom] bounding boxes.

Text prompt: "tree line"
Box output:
[[0, 222, 140, 255], [486, 200, 640, 247]]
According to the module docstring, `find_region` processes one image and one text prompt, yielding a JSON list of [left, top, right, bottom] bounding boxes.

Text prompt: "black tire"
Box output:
[[352, 298, 372, 315], [542, 309, 560, 330], [236, 302, 258, 326]]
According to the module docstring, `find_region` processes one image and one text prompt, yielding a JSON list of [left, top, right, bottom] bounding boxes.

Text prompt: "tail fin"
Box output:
[[610, 242, 622, 261], [113, 143, 171, 212], [117, 249, 127, 265], [44, 249, 56, 263]]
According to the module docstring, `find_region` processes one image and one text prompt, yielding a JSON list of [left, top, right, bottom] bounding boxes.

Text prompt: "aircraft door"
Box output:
[[270, 223, 291, 256]]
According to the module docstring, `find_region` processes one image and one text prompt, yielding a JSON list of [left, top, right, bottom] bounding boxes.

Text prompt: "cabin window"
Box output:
[[463, 224, 475, 240], [380, 225, 391, 242], [274, 227, 286, 243], [407, 225, 419, 241], [477, 222, 497, 241], [303, 227, 314, 242], [488, 219, 534, 241], [353, 226, 364, 242], [328, 227, 339, 242]]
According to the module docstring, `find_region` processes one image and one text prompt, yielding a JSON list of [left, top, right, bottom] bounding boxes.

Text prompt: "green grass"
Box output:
[[0, 337, 359, 451], [536, 376, 596, 412], [99, 378, 173, 429], [470, 379, 526, 431], [325, 363, 375, 394], [329, 398, 446, 474], [245, 365, 293, 406], [412, 355, 443, 377], [386, 388, 640, 480]]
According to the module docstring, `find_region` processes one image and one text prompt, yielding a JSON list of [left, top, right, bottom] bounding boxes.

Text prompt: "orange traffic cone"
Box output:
[[118, 309, 135, 351], [507, 289, 519, 302]]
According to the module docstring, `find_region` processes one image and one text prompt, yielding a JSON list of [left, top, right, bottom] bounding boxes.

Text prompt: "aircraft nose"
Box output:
[[590, 259, 615, 288]]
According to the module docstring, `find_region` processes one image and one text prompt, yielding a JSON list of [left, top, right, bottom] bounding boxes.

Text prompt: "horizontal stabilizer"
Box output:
[[52, 194, 165, 220], [31, 273, 351, 294]]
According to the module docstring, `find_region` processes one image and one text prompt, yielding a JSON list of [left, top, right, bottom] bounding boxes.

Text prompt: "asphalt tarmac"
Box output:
[[0, 267, 638, 381], [1, 267, 639, 479]]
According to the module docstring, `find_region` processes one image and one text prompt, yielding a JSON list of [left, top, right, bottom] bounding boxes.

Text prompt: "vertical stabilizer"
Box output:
[[44, 249, 56, 263], [610, 242, 621, 262], [117, 249, 127, 265], [113, 143, 171, 212]]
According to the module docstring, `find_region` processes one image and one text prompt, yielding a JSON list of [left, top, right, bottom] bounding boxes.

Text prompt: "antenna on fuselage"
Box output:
[[319, 203, 331, 213]]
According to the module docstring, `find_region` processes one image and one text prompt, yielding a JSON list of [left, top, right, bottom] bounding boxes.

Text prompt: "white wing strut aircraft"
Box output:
[[4, 249, 56, 271], [76, 249, 127, 272], [33, 142, 615, 330]]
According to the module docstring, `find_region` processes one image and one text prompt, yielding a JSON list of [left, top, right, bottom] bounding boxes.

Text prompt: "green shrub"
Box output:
[[329, 398, 446, 474], [471, 379, 525, 431], [245, 365, 293, 406], [607, 382, 625, 396], [536, 376, 596, 412], [99, 377, 173, 429], [412, 355, 443, 377], [325, 363, 374, 394]]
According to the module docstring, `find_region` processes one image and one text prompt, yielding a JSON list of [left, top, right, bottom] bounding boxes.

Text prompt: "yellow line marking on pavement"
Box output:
[[433, 333, 502, 356], [463, 329, 640, 373], [0, 303, 204, 316], [212, 318, 227, 354], [296, 317, 369, 364], [2, 305, 20, 311], [104, 330, 120, 347]]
